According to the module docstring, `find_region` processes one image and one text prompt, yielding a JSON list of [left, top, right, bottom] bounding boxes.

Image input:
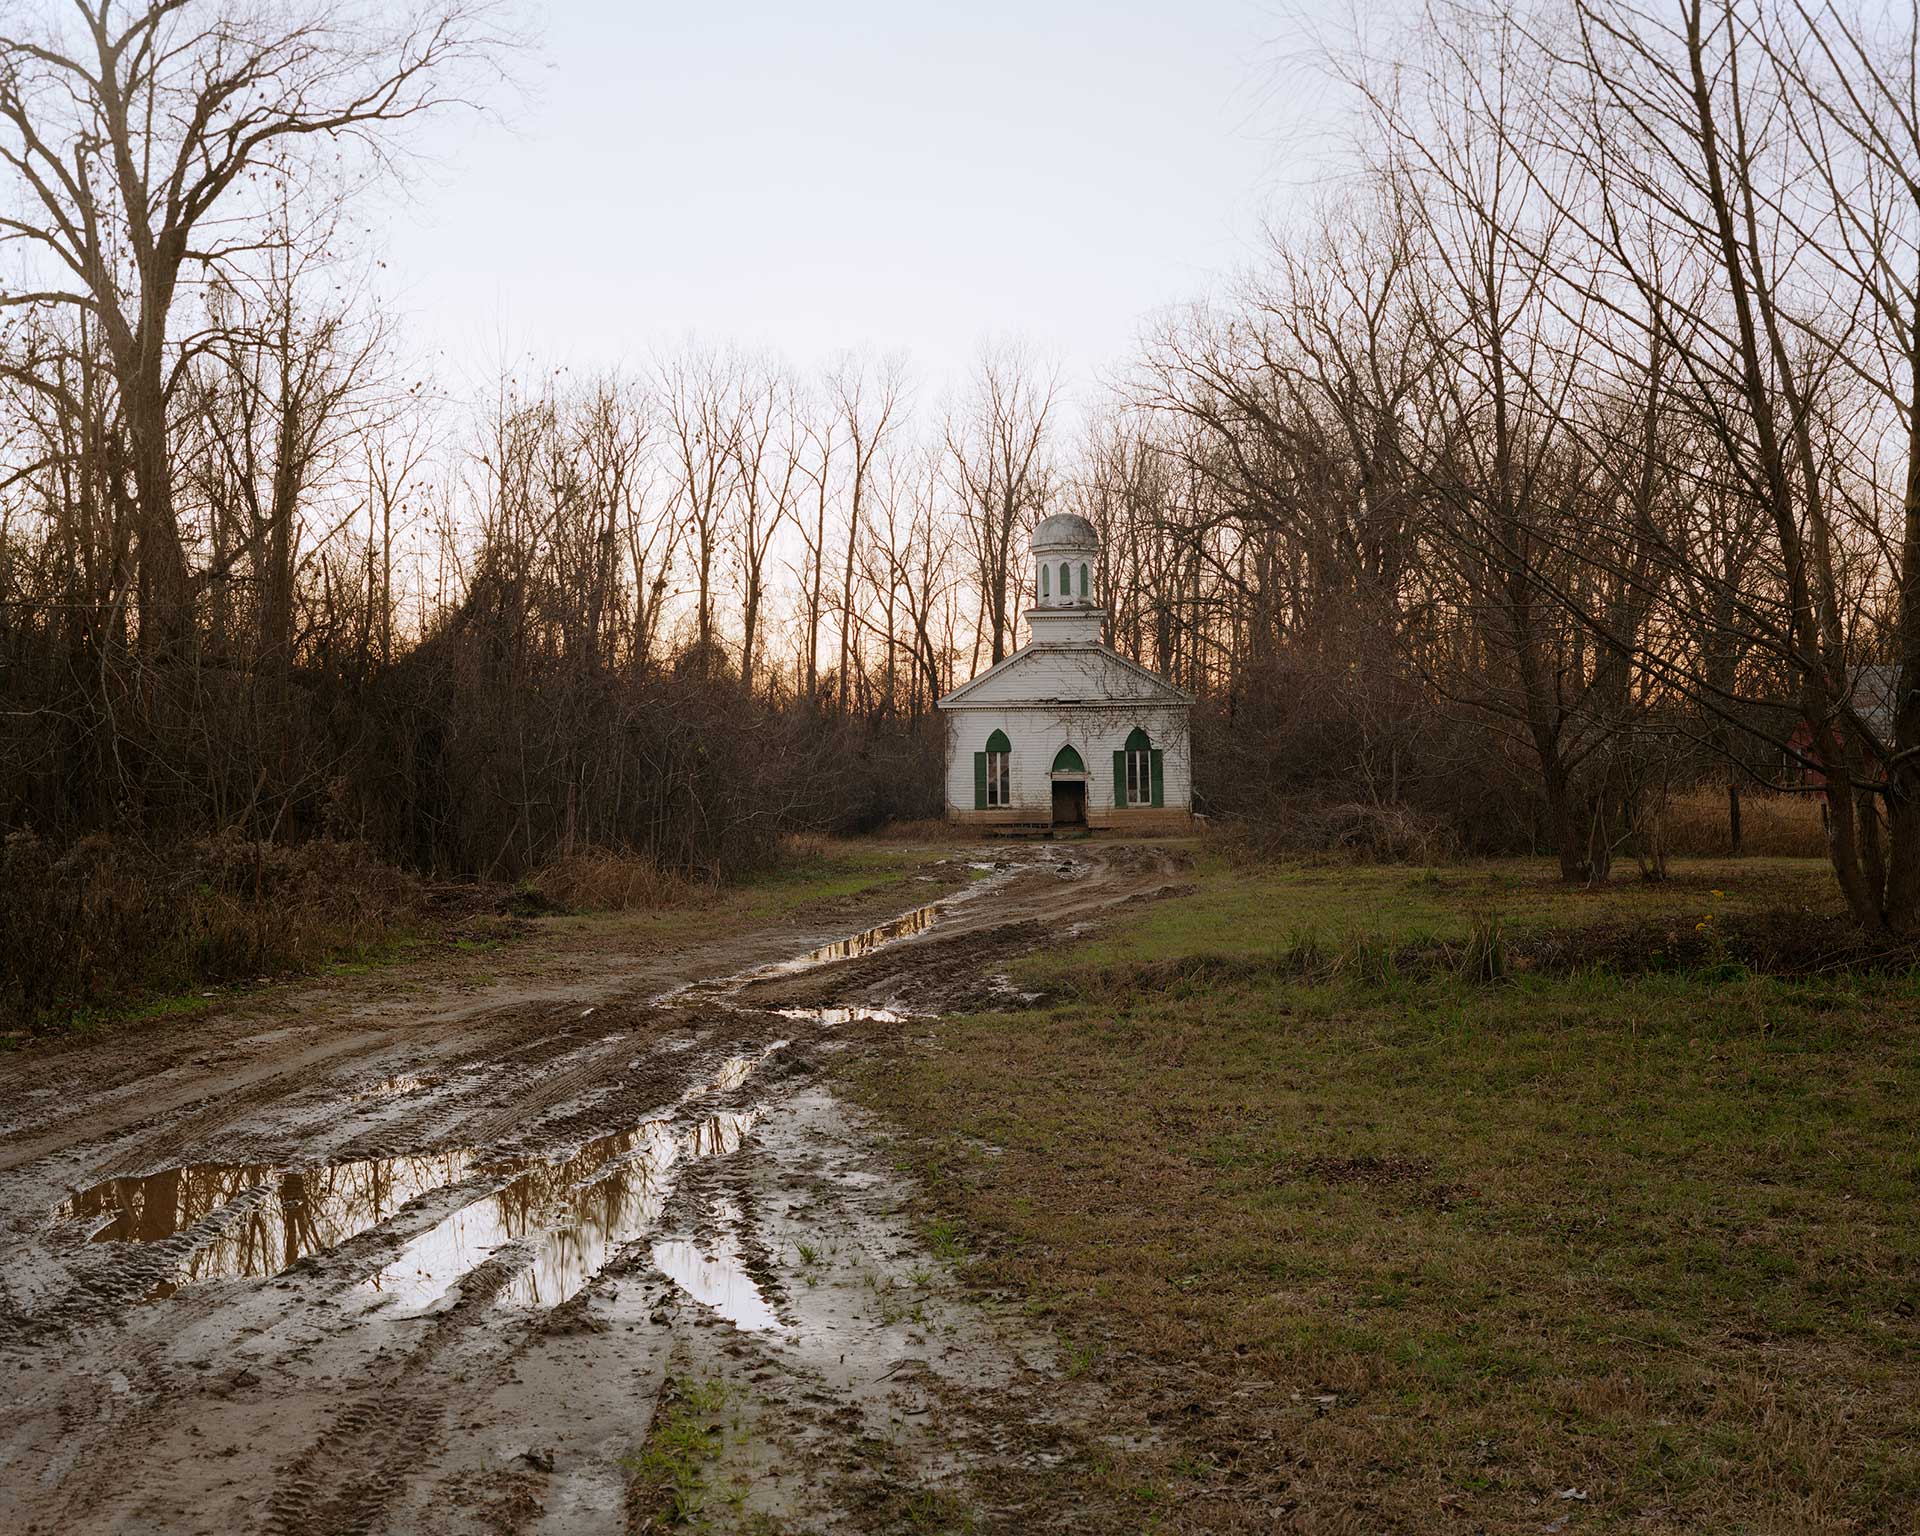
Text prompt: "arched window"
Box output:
[[1039, 564, 1050, 600], [1060, 562, 1072, 600], [1079, 562, 1090, 598], [978, 728, 1012, 808], [1050, 743, 1086, 774], [1115, 726, 1160, 808]]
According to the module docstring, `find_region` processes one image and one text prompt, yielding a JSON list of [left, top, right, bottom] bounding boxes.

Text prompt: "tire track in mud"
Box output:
[[0, 871, 972, 1180], [251, 1041, 800, 1536], [263, 1249, 532, 1536], [0, 842, 1189, 1535]]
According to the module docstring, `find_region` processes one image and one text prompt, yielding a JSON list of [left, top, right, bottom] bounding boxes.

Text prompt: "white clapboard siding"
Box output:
[[942, 700, 1192, 814], [937, 630, 1195, 820]]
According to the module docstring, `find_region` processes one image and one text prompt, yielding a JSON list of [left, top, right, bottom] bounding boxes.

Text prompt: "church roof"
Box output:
[[1032, 512, 1097, 549], [936, 639, 1192, 709]]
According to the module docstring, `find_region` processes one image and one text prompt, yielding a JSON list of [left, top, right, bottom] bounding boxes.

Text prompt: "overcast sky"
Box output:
[[381, 0, 1347, 400]]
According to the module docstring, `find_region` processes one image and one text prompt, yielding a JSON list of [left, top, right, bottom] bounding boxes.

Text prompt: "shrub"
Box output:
[[1227, 800, 1461, 864], [0, 832, 423, 1033]]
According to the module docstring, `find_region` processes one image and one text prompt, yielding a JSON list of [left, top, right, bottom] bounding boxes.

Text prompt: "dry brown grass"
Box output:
[[850, 852, 1920, 1534], [1661, 786, 1828, 858], [870, 816, 973, 843], [524, 848, 712, 912]]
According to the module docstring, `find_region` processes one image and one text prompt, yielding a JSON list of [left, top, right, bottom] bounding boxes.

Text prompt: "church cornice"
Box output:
[[935, 639, 1194, 710]]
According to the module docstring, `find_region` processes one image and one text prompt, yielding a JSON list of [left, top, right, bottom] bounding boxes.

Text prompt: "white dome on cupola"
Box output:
[[1033, 511, 1097, 547], [1028, 512, 1102, 645]]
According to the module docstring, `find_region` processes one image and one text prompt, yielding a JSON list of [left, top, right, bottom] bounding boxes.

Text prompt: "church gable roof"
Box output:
[[937, 642, 1191, 709]]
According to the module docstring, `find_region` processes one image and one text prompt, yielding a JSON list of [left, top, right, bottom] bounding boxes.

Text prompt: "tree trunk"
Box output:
[[125, 362, 192, 657]]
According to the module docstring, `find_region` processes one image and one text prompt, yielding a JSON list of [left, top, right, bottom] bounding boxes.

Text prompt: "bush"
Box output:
[[0, 831, 424, 1033], [524, 848, 710, 912], [1227, 800, 1460, 864]]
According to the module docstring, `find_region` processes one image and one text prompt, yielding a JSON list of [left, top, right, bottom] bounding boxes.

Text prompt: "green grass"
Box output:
[[738, 840, 929, 917], [621, 1377, 734, 1529], [11, 987, 219, 1048], [852, 852, 1920, 1535], [1052, 849, 1841, 972]]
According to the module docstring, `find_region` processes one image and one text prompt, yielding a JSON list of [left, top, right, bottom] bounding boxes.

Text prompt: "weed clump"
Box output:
[[1451, 914, 1509, 984], [621, 1376, 732, 1527], [522, 848, 710, 913]]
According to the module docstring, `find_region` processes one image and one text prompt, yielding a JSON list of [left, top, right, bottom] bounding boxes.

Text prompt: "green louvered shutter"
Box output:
[[1150, 749, 1165, 807], [1113, 751, 1127, 808], [974, 752, 988, 809]]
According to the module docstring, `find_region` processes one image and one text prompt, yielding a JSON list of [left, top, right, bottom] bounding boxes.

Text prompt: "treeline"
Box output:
[[1092, 0, 1920, 933], [3, 2, 1920, 935]]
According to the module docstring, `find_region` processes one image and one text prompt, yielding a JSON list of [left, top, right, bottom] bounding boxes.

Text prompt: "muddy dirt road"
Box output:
[[0, 842, 1185, 1534]]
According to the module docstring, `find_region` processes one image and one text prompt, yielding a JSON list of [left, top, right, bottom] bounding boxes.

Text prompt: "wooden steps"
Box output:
[[984, 822, 1092, 841]]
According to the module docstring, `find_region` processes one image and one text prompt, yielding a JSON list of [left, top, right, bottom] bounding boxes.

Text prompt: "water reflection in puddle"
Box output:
[[699, 1053, 761, 1094], [775, 1006, 903, 1026], [652, 1222, 779, 1332], [768, 904, 940, 974], [368, 1111, 758, 1310], [59, 1152, 475, 1292], [60, 1053, 776, 1306]]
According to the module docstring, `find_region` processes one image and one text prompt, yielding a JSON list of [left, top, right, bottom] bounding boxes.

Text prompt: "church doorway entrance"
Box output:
[[1051, 779, 1086, 827], [1048, 744, 1089, 828]]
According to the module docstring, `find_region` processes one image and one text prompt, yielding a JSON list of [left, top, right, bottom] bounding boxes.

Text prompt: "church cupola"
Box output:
[[1028, 512, 1102, 645]]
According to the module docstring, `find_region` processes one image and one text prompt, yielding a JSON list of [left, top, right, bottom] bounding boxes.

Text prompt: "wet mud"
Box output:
[[0, 840, 1189, 1533]]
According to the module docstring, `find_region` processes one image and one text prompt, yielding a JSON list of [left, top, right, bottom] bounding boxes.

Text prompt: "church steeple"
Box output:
[[1027, 513, 1102, 646]]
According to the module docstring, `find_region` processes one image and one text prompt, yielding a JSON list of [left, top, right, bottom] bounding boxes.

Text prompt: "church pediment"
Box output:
[[937, 642, 1191, 709]]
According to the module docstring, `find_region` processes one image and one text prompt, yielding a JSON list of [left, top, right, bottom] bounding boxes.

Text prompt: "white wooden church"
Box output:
[[937, 513, 1193, 832]]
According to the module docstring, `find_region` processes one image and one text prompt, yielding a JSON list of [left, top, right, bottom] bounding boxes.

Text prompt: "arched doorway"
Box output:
[[1049, 743, 1087, 827]]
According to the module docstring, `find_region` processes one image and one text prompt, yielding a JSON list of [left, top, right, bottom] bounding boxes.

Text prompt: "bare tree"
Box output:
[[659, 346, 742, 669], [1762, 0, 1920, 920], [793, 381, 840, 703], [727, 359, 801, 696], [181, 231, 388, 684], [945, 341, 1058, 667], [827, 353, 904, 710], [0, 0, 512, 652]]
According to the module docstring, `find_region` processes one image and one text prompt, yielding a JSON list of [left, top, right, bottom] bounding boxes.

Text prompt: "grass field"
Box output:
[[853, 849, 1920, 1534]]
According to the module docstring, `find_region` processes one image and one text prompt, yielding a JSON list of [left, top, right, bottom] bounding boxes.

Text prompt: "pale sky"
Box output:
[[381, 0, 1347, 399]]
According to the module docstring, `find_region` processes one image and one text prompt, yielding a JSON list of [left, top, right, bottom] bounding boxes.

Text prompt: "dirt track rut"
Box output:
[[0, 841, 1185, 1534]]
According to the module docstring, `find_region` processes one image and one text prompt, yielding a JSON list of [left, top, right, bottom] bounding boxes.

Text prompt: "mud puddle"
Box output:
[[60, 1152, 476, 1285], [0, 842, 1174, 1534], [643, 875, 996, 1012], [775, 1005, 905, 1025], [352, 1074, 437, 1102], [55, 1046, 783, 1311], [765, 900, 942, 972], [651, 1198, 779, 1332], [368, 1108, 759, 1311]]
